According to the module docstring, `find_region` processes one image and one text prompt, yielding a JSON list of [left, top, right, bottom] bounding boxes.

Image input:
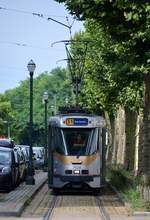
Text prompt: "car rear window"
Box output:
[[0, 139, 14, 148]]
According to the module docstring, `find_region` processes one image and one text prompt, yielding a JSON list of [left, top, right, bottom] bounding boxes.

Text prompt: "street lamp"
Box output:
[[26, 59, 36, 185], [51, 105, 54, 116], [50, 94, 57, 115], [42, 91, 48, 171], [3, 121, 10, 139], [65, 97, 69, 105]]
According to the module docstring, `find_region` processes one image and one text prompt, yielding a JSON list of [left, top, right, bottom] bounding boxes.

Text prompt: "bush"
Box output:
[[107, 166, 150, 211]]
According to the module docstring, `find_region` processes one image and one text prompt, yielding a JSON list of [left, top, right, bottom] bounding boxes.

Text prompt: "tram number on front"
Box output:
[[66, 118, 74, 126], [65, 118, 88, 126]]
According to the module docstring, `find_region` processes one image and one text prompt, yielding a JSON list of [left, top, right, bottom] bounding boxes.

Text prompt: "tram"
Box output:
[[48, 107, 106, 191]]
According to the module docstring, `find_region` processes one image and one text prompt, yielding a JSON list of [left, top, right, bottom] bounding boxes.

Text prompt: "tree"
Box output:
[[69, 20, 143, 114], [2, 67, 72, 144], [55, 0, 150, 182], [0, 95, 14, 138], [68, 20, 143, 169]]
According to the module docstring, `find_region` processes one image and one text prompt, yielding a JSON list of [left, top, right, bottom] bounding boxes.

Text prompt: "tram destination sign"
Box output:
[[65, 118, 88, 126]]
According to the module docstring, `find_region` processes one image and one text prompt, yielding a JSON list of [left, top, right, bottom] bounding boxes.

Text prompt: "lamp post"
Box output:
[[3, 121, 10, 138], [43, 91, 48, 171], [26, 59, 36, 185]]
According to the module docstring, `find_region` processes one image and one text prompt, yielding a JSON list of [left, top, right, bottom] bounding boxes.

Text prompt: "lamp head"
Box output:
[[27, 59, 36, 73], [43, 91, 48, 102]]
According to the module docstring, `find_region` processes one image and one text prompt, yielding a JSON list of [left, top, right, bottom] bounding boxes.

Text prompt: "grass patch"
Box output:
[[107, 166, 150, 211], [123, 188, 149, 211]]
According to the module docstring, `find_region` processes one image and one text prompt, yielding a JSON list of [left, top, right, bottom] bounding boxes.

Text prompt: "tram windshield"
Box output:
[[55, 128, 98, 156]]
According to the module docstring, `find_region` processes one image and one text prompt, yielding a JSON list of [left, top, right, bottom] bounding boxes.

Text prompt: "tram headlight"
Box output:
[[73, 170, 80, 174], [54, 168, 57, 174]]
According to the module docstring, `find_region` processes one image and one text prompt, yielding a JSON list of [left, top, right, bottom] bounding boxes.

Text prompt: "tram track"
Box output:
[[44, 195, 58, 220], [21, 181, 129, 220], [96, 195, 111, 220], [44, 192, 112, 220]]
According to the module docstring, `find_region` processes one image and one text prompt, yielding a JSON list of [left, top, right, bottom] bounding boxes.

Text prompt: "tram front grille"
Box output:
[[65, 170, 72, 174], [82, 170, 89, 174], [65, 169, 89, 175]]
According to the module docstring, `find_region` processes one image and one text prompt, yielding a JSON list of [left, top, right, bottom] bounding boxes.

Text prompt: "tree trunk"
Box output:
[[140, 73, 150, 185], [134, 114, 141, 174], [104, 111, 112, 164], [124, 108, 137, 170], [112, 106, 126, 166]]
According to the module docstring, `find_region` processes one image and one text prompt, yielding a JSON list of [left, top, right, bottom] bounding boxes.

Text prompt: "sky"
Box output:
[[0, 0, 83, 94]]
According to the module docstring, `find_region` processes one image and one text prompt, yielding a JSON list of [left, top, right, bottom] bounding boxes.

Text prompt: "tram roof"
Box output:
[[48, 113, 105, 128]]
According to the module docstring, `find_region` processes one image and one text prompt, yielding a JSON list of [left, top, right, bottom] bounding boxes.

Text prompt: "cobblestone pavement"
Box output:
[[21, 183, 150, 220], [111, 217, 150, 220], [21, 183, 53, 218], [51, 195, 102, 220], [0, 216, 150, 220], [0, 180, 149, 220], [0, 170, 47, 217]]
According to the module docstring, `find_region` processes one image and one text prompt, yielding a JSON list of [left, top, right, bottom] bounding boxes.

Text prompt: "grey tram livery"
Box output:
[[48, 109, 106, 190]]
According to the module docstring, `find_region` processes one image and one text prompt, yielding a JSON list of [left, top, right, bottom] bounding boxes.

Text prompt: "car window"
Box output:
[[14, 151, 19, 163], [33, 148, 42, 158], [0, 150, 11, 164]]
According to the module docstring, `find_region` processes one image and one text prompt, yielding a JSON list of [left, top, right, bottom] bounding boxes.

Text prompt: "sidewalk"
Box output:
[[0, 171, 47, 217]]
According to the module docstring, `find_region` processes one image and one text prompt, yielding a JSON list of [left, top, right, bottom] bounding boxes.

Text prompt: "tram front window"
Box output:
[[59, 128, 98, 156]]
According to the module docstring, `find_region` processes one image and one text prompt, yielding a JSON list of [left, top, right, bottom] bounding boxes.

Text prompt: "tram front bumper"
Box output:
[[60, 175, 93, 182], [52, 175, 101, 188]]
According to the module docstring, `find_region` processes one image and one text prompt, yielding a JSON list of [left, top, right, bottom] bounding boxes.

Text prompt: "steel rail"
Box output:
[[96, 195, 112, 220], [44, 191, 111, 220], [43, 195, 59, 220]]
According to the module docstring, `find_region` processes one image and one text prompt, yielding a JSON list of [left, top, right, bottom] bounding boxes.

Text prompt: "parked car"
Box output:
[[17, 145, 30, 163], [14, 146, 27, 182], [0, 147, 19, 191], [38, 147, 45, 157], [33, 147, 44, 169], [0, 138, 15, 148], [17, 145, 35, 175]]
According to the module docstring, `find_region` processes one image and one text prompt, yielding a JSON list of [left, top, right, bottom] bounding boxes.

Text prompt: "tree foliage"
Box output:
[[55, 0, 147, 114], [1, 67, 72, 144], [0, 95, 14, 137], [69, 20, 143, 116], [56, 0, 150, 73]]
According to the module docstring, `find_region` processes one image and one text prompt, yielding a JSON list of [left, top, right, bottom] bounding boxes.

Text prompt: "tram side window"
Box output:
[[86, 128, 98, 155], [55, 128, 66, 155], [93, 128, 99, 153]]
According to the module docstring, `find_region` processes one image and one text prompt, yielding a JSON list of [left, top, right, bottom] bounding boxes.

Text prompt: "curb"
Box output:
[[0, 173, 47, 217], [133, 211, 150, 216], [17, 175, 47, 217]]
